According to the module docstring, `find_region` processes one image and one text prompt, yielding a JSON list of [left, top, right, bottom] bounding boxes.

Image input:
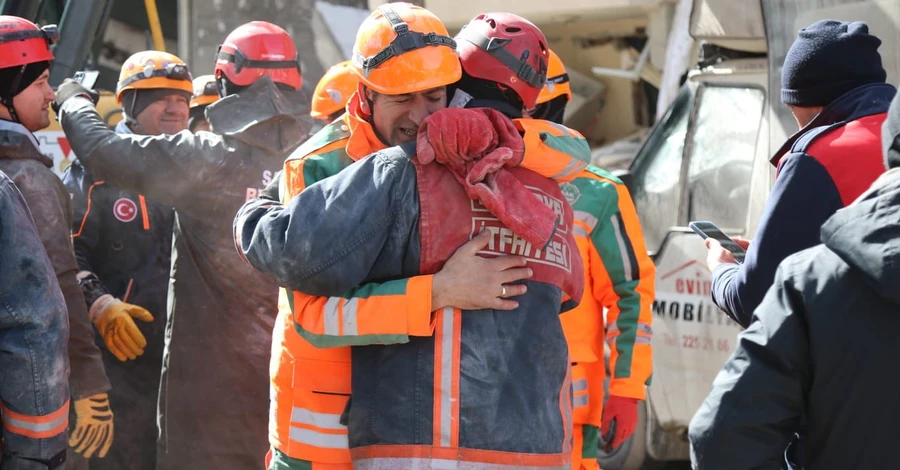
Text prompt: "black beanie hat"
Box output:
[[121, 88, 192, 120], [0, 61, 50, 99], [781, 20, 886, 107], [883, 90, 900, 170]]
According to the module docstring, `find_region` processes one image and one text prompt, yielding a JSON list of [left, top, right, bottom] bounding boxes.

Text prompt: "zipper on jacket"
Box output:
[[138, 195, 150, 231], [123, 278, 134, 303]]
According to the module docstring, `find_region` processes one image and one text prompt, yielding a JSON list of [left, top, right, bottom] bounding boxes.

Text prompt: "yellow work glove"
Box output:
[[89, 294, 154, 362], [69, 393, 114, 459]]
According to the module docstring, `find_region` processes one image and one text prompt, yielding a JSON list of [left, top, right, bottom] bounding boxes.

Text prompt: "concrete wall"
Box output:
[[542, 16, 651, 145]]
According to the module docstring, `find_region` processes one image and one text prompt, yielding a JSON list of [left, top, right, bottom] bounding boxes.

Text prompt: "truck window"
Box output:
[[686, 85, 764, 229], [629, 86, 692, 253]]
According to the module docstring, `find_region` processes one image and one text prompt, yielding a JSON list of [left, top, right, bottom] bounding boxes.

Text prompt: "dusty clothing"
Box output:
[[61, 120, 174, 470], [0, 170, 70, 470], [236, 140, 584, 469], [0, 122, 110, 401], [59, 78, 311, 470]]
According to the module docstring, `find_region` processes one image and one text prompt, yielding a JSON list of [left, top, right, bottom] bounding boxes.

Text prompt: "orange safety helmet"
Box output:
[[311, 61, 358, 119], [116, 50, 194, 104], [190, 74, 218, 108], [215, 21, 301, 91], [456, 13, 549, 109], [350, 3, 461, 95], [536, 49, 571, 105]]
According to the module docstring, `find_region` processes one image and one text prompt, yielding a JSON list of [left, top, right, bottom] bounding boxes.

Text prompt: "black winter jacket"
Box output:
[[689, 164, 900, 469]]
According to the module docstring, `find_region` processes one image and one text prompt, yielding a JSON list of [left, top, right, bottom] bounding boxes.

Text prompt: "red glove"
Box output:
[[416, 107, 524, 170], [601, 396, 640, 452], [416, 108, 557, 247]]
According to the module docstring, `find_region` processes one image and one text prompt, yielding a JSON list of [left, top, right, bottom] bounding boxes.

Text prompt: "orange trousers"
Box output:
[[572, 424, 601, 470]]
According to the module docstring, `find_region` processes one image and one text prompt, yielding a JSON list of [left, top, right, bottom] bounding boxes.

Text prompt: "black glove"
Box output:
[[52, 78, 100, 114]]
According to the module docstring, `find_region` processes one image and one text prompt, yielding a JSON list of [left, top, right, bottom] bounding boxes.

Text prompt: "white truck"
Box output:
[[604, 0, 900, 468]]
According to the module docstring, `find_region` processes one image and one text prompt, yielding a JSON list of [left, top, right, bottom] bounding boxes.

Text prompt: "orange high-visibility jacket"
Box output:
[[559, 166, 655, 429], [270, 95, 592, 466]]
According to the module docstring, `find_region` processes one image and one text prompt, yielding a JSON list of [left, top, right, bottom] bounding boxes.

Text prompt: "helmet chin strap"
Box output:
[[0, 96, 19, 123], [1, 64, 26, 123]]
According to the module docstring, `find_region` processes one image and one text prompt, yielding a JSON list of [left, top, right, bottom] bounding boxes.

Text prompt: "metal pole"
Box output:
[[144, 0, 166, 51], [177, 0, 190, 65], [49, 0, 111, 86]]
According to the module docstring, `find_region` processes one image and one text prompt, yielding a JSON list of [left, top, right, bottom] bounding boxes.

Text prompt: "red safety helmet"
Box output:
[[455, 13, 549, 109], [215, 21, 301, 91], [0, 16, 56, 69]]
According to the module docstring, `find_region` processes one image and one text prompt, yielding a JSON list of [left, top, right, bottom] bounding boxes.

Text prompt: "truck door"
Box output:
[[629, 80, 766, 461]]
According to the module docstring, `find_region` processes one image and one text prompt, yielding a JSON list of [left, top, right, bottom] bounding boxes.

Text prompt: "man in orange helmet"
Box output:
[[61, 50, 194, 470], [0, 16, 113, 468], [238, 9, 599, 470], [239, 4, 591, 470], [530, 50, 655, 470], [188, 74, 217, 132], [529, 49, 571, 124], [310, 61, 357, 126], [53, 22, 312, 470]]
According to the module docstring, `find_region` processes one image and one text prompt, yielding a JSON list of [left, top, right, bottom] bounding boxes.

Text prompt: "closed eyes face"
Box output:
[[369, 86, 447, 146]]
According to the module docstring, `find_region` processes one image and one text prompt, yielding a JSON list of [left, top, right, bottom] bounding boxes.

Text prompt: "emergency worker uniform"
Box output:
[[0, 170, 71, 470], [0, 123, 111, 404], [264, 91, 591, 469], [57, 76, 310, 470], [559, 166, 655, 469], [61, 120, 175, 470], [238, 128, 585, 468]]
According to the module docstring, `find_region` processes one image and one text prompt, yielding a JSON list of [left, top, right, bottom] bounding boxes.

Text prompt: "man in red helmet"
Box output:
[[0, 16, 115, 467], [237, 13, 584, 469], [52, 21, 312, 470]]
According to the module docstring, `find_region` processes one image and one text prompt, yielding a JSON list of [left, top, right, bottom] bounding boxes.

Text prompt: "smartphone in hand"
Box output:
[[689, 221, 746, 264], [73, 70, 100, 90]]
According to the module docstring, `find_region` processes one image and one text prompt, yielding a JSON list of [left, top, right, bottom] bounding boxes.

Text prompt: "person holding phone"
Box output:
[[706, 20, 895, 328], [690, 87, 900, 470], [61, 50, 193, 470]]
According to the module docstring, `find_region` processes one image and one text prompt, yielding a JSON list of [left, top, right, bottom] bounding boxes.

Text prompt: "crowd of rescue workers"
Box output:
[[1, 2, 899, 470]]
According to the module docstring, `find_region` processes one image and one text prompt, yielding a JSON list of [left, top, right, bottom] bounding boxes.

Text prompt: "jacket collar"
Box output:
[[771, 83, 897, 166], [0, 120, 52, 167], [344, 92, 389, 161], [115, 119, 134, 135]]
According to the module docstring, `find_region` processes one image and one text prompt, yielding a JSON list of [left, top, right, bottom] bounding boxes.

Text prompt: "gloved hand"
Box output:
[[89, 294, 154, 362], [51, 78, 100, 114], [601, 396, 640, 452], [70, 393, 114, 459], [416, 107, 525, 171], [416, 108, 556, 248]]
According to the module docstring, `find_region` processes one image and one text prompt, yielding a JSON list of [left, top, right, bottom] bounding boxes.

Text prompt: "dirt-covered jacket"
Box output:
[[0, 121, 109, 400], [58, 77, 311, 470], [0, 170, 70, 469]]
